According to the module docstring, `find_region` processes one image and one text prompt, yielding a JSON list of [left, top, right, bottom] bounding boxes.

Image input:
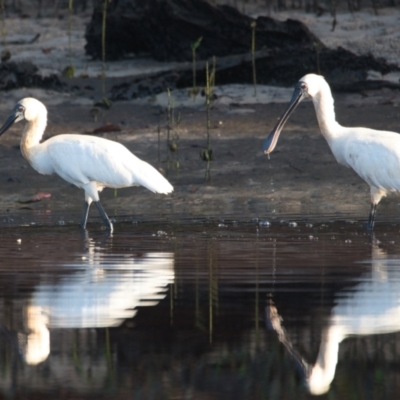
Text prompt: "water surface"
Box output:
[[0, 219, 399, 399]]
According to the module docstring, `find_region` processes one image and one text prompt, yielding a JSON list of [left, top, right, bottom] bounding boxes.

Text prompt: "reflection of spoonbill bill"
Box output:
[[264, 73, 400, 230], [267, 242, 400, 395], [0, 98, 174, 232]]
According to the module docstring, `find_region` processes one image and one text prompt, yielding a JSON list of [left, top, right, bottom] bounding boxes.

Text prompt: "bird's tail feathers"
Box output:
[[135, 160, 174, 194]]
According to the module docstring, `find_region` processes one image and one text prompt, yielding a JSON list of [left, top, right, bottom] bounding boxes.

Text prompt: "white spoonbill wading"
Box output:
[[263, 73, 400, 230], [0, 98, 174, 232]]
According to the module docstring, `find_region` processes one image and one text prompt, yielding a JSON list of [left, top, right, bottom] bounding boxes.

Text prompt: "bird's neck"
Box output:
[[307, 325, 344, 395], [312, 86, 341, 142], [20, 118, 46, 161]]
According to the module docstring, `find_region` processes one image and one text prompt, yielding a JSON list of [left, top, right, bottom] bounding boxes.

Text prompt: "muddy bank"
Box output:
[[0, 61, 63, 91], [1, 5, 400, 228], [107, 47, 400, 102], [1, 91, 400, 229]]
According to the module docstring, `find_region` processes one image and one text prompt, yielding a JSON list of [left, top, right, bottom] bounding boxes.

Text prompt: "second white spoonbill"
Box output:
[[0, 98, 174, 232], [264, 73, 400, 230]]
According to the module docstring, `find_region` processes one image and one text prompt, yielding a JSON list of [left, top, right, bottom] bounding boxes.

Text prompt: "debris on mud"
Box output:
[[17, 192, 51, 204], [1, 1, 400, 98], [0, 61, 63, 91], [89, 124, 122, 134], [109, 47, 400, 101]]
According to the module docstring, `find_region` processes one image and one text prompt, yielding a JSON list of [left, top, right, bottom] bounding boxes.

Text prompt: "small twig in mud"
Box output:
[[314, 41, 322, 75], [190, 37, 202, 98], [0, 0, 10, 63], [347, 0, 355, 13], [371, 0, 379, 15], [0, 0, 6, 48], [87, 0, 112, 114], [99, 0, 111, 106], [250, 20, 257, 97], [157, 125, 161, 168], [37, 0, 43, 18], [166, 88, 172, 171], [62, 0, 75, 78], [330, 0, 338, 32], [90, 107, 100, 122], [54, 0, 59, 16], [331, 16, 337, 32], [68, 0, 73, 65], [289, 163, 303, 173], [201, 58, 216, 182], [101, 0, 107, 95], [166, 88, 181, 175]]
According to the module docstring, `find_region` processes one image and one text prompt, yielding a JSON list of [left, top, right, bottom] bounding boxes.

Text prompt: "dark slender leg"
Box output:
[[367, 203, 378, 231], [94, 201, 114, 233], [80, 201, 90, 229]]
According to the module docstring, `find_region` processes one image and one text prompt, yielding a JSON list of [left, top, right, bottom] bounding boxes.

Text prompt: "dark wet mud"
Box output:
[[2, 98, 400, 230]]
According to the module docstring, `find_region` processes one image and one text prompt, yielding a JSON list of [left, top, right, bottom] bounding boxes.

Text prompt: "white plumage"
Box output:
[[25, 250, 174, 365], [267, 243, 400, 395], [264, 73, 400, 230], [0, 98, 173, 232]]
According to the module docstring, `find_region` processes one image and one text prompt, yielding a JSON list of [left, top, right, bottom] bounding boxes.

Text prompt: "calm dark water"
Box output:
[[0, 218, 399, 399]]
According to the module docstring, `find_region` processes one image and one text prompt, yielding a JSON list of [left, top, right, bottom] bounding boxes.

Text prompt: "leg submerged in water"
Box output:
[[80, 200, 91, 229], [367, 203, 378, 231], [94, 201, 114, 233]]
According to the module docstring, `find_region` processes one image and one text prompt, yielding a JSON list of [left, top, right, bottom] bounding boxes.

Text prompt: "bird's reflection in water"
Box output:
[[267, 236, 400, 396], [24, 233, 174, 365]]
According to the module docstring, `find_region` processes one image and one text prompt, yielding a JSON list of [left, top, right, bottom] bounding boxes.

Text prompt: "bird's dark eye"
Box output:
[[17, 106, 24, 113], [300, 83, 307, 90]]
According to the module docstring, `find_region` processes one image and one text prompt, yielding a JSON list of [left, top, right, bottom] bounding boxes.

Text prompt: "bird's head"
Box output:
[[305, 364, 332, 396], [0, 98, 47, 136], [263, 73, 326, 154]]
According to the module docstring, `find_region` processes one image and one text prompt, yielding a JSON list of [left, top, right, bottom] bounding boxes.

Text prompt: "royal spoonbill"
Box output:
[[263, 73, 400, 230], [0, 98, 174, 232]]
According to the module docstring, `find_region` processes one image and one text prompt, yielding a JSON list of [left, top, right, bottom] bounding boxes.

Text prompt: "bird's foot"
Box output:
[[105, 222, 114, 234]]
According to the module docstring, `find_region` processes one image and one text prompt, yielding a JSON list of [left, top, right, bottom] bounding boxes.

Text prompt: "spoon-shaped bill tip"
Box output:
[[263, 130, 279, 154], [263, 83, 305, 155]]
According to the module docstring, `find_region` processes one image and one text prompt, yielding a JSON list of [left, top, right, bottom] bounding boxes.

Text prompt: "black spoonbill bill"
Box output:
[[0, 98, 174, 233], [264, 73, 400, 230]]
